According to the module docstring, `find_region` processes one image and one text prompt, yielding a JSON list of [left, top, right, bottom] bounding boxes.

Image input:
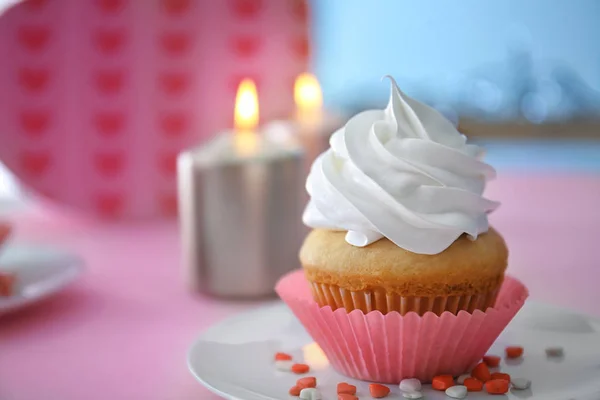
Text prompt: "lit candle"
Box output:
[[264, 73, 344, 169], [177, 79, 305, 298], [234, 78, 259, 155], [294, 72, 323, 127]]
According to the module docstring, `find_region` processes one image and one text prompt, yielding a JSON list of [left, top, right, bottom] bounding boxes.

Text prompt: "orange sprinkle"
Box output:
[[463, 377, 483, 392], [471, 362, 492, 382], [275, 352, 293, 361], [483, 355, 501, 367], [337, 382, 357, 395], [338, 394, 358, 400], [297, 377, 317, 389], [369, 383, 391, 398], [491, 372, 511, 382], [432, 375, 455, 391], [506, 346, 524, 359], [289, 385, 302, 396], [291, 363, 310, 374], [485, 379, 509, 394]]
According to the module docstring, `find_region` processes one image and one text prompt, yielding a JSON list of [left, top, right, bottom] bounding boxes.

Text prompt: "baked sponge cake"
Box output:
[[301, 228, 507, 315], [300, 77, 506, 316]]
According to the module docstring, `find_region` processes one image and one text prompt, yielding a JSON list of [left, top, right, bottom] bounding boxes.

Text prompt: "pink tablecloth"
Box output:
[[1, 173, 599, 399]]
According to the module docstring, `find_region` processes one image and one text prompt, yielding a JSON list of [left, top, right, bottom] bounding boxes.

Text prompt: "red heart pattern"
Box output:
[[231, 35, 261, 58], [291, 0, 308, 21], [96, 0, 125, 14], [20, 110, 50, 137], [158, 193, 178, 216], [18, 68, 50, 93], [94, 70, 125, 95], [231, 0, 262, 18], [94, 112, 125, 137], [18, 25, 51, 52], [159, 32, 191, 56], [160, 0, 190, 15], [158, 72, 189, 95], [95, 193, 124, 218], [24, 0, 47, 11], [292, 35, 309, 59], [93, 29, 126, 55], [20, 151, 51, 177], [160, 113, 187, 137], [94, 152, 125, 177], [3, 0, 309, 219], [158, 152, 178, 176]]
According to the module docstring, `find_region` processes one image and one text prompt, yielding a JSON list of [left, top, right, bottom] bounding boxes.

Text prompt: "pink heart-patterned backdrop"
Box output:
[[0, 0, 309, 219]]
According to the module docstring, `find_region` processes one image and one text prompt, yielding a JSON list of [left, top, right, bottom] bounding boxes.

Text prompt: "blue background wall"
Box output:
[[311, 0, 600, 114]]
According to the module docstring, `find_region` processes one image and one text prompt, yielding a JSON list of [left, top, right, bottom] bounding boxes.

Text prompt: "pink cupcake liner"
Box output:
[[276, 270, 528, 383], [309, 281, 500, 315]]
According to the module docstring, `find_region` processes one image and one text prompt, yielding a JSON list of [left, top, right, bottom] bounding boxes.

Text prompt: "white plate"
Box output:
[[0, 244, 84, 314], [188, 301, 600, 400]]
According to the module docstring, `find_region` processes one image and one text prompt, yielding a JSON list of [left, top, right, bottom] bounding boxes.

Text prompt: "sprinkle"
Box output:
[[297, 377, 317, 389], [483, 355, 501, 367], [463, 377, 483, 392], [485, 379, 509, 394], [289, 385, 302, 396], [337, 382, 356, 395], [505, 346, 524, 359], [274, 352, 293, 361], [275, 360, 294, 371], [299, 387, 322, 400], [369, 383, 391, 398], [432, 375, 455, 391], [291, 363, 310, 374], [512, 377, 531, 390], [491, 372, 511, 382], [471, 362, 492, 382], [445, 385, 468, 399], [545, 346, 564, 358], [399, 378, 422, 392]]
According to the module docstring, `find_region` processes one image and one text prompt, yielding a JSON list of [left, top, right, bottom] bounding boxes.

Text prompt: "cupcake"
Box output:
[[276, 77, 528, 383], [300, 76, 505, 316]]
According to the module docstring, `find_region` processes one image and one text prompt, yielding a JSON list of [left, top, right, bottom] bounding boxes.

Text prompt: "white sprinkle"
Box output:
[[299, 387, 321, 400], [399, 378, 422, 392], [402, 391, 424, 399], [274, 360, 294, 371], [512, 378, 531, 390], [546, 346, 564, 357], [445, 385, 468, 399], [456, 374, 471, 384]]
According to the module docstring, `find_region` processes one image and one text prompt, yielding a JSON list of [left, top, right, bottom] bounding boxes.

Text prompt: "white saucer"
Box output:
[[188, 301, 600, 400], [0, 243, 84, 314]]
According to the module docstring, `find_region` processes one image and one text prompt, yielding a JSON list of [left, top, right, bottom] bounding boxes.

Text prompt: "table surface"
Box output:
[[1, 173, 600, 400]]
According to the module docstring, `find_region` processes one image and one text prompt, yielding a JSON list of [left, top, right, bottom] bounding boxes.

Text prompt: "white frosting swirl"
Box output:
[[303, 77, 499, 255]]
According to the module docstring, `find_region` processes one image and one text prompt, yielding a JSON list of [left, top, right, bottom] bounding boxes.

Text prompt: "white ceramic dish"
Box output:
[[0, 243, 84, 314], [188, 301, 600, 400]]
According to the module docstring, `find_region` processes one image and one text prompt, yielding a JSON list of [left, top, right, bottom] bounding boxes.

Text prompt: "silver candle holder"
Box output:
[[177, 135, 305, 298]]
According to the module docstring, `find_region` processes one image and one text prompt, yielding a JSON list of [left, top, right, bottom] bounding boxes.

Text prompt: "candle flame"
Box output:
[[294, 73, 323, 112], [234, 79, 259, 155], [234, 79, 259, 131]]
